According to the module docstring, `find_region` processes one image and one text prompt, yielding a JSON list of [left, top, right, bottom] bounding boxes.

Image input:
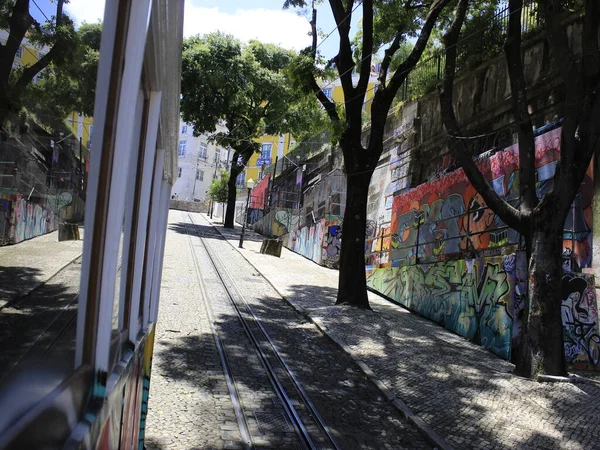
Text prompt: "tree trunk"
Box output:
[[336, 170, 373, 309], [224, 164, 241, 229], [515, 215, 567, 378]]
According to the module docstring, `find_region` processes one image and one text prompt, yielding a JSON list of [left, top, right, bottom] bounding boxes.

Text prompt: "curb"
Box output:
[[205, 214, 455, 450]]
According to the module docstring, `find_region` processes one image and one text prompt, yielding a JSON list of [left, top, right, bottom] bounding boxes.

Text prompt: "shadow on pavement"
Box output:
[[0, 264, 80, 383], [168, 221, 264, 244], [281, 283, 600, 450], [0, 266, 43, 304]]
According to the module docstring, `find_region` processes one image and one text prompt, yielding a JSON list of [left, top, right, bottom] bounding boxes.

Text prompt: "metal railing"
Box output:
[[397, 1, 542, 102]]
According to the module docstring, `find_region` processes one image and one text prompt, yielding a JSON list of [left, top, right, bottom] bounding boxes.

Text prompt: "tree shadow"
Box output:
[[168, 221, 264, 244], [0, 265, 43, 305], [280, 283, 600, 450], [0, 264, 80, 383]]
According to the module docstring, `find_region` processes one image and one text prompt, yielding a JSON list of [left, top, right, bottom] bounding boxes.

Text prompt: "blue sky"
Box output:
[[33, 0, 361, 59]]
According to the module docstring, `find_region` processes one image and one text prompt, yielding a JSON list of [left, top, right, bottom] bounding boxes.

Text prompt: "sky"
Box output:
[[33, 0, 361, 60]]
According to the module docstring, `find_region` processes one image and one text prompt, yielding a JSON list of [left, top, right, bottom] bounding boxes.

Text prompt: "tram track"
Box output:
[[183, 212, 341, 450]]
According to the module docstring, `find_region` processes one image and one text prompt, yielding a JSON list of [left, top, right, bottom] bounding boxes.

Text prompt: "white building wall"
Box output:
[[172, 120, 231, 201]]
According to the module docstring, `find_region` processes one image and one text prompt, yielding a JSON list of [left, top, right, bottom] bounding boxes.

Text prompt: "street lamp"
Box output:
[[238, 178, 255, 248]]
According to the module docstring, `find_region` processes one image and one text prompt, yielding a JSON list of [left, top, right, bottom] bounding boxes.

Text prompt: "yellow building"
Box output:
[[320, 72, 379, 115], [239, 72, 379, 188], [67, 113, 94, 150], [239, 133, 295, 187]]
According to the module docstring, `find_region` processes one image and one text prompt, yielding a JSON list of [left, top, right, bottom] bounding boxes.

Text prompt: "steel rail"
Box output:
[[182, 217, 253, 450], [186, 212, 341, 450]]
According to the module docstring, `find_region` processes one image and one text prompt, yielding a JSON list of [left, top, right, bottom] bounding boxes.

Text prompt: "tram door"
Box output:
[[0, 1, 183, 449]]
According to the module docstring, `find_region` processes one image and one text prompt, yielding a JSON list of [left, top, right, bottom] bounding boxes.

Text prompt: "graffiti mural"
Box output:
[[367, 127, 593, 270], [4, 193, 56, 244], [367, 255, 516, 359], [561, 274, 600, 370]]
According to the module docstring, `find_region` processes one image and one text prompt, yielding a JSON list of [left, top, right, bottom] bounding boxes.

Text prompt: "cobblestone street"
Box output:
[[145, 211, 600, 450]]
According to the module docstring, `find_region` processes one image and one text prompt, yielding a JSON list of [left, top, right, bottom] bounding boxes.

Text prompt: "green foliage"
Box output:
[[21, 21, 101, 127], [180, 32, 324, 161], [208, 169, 230, 203]]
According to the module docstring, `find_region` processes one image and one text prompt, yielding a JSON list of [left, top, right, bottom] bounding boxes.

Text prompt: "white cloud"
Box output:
[[183, 3, 312, 50], [65, 1, 312, 51], [65, 0, 105, 25]]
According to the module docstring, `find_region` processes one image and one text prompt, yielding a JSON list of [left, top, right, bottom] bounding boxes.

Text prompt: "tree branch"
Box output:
[[439, 0, 524, 231], [378, 33, 402, 89], [540, 0, 581, 174], [505, 0, 538, 212], [356, 0, 373, 97], [13, 0, 66, 98], [382, 0, 452, 105], [329, 0, 355, 102], [0, 0, 33, 83]]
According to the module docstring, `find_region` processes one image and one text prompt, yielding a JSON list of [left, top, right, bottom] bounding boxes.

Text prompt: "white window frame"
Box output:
[[199, 142, 207, 160], [322, 87, 333, 100], [261, 143, 272, 160], [196, 169, 203, 181], [178, 140, 186, 156]]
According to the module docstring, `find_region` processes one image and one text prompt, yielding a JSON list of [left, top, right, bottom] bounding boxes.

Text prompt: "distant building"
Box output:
[[172, 120, 231, 202]]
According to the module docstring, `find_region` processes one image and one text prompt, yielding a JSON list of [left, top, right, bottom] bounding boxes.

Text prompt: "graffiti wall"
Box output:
[[367, 255, 517, 359], [250, 175, 269, 210], [285, 215, 343, 269], [366, 127, 593, 269], [561, 273, 600, 370], [276, 125, 599, 367], [0, 190, 57, 244]]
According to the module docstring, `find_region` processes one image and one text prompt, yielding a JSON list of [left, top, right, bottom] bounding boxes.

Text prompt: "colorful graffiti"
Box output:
[[367, 255, 516, 359], [0, 192, 57, 244], [367, 127, 593, 270], [285, 215, 343, 269], [561, 274, 600, 370]]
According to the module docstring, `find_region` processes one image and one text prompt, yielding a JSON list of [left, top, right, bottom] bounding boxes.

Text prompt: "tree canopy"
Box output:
[[208, 169, 230, 204], [0, 0, 78, 131], [180, 32, 325, 227], [21, 21, 101, 130]]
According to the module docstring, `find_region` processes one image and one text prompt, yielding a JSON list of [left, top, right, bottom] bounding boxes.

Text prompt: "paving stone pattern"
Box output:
[[192, 212, 431, 450], [0, 231, 83, 307], [145, 216, 241, 450], [208, 213, 600, 450]]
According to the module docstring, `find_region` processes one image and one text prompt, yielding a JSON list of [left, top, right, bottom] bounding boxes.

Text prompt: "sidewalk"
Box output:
[[0, 231, 83, 308], [209, 214, 600, 450]]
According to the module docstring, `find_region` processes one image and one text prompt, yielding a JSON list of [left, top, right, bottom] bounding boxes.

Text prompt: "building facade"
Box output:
[[172, 120, 231, 201]]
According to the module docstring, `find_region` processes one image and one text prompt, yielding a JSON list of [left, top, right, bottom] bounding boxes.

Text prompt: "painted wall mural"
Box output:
[[366, 127, 593, 271], [285, 215, 343, 269], [367, 255, 516, 360], [276, 125, 599, 368], [0, 190, 57, 244], [561, 273, 600, 370]]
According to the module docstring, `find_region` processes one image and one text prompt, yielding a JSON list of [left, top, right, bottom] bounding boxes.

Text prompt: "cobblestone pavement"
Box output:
[[0, 230, 83, 307], [0, 231, 83, 380], [145, 214, 241, 450], [205, 213, 600, 450], [146, 210, 431, 449]]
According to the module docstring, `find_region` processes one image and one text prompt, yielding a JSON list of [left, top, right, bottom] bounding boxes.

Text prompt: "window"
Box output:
[[196, 169, 204, 181], [181, 125, 188, 134], [178, 167, 182, 178], [213, 151, 220, 164], [15, 46, 22, 58], [87, 125, 94, 149], [178, 140, 187, 156], [199, 143, 207, 160], [260, 143, 272, 161], [322, 87, 333, 100], [236, 171, 245, 189]]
